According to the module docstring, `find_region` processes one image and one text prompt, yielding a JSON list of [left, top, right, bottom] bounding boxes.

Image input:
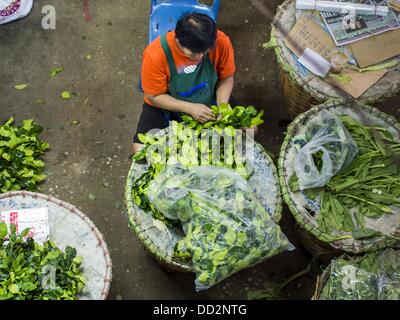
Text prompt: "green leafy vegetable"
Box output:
[[290, 115, 400, 241], [181, 103, 264, 130], [0, 117, 49, 193], [14, 84, 29, 90], [0, 223, 85, 300], [61, 91, 71, 99], [0, 223, 7, 238], [131, 104, 264, 225], [49, 67, 63, 78], [319, 249, 400, 300], [148, 165, 291, 291]]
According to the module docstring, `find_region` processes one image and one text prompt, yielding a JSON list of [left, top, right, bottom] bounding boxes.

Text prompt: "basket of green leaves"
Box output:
[[279, 101, 400, 258], [125, 104, 290, 290], [0, 191, 112, 300]]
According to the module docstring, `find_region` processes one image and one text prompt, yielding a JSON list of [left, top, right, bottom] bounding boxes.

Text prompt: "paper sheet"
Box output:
[[284, 15, 336, 61], [327, 69, 387, 98], [349, 29, 400, 68], [1, 207, 50, 244], [298, 47, 332, 77]]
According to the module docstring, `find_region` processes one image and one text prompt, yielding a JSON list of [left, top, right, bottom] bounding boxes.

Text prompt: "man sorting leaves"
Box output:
[[132, 12, 237, 154]]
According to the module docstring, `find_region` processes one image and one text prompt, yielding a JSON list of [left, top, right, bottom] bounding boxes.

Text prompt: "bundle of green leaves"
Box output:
[[290, 115, 400, 242], [319, 249, 400, 300], [148, 165, 291, 291], [0, 117, 49, 193], [132, 104, 265, 224], [181, 104, 264, 130], [0, 223, 85, 300]]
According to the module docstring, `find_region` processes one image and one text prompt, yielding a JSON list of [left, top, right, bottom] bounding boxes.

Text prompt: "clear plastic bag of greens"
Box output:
[[147, 165, 294, 291], [376, 249, 400, 300], [320, 249, 400, 300], [321, 258, 378, 300], [377, 275, 400, 300], [294, 110, 358, 190]]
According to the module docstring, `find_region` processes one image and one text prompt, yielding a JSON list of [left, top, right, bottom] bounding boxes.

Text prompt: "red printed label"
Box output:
[[9, 211, 18, 233]]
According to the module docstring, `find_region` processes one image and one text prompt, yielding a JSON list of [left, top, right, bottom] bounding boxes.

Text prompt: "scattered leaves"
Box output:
[[49, 67, 63, 77], [61, 91, 72, 99], [14, 84, 29, 90]]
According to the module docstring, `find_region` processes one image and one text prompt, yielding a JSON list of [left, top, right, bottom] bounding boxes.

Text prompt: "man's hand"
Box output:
[[189, 104, 216, 123]]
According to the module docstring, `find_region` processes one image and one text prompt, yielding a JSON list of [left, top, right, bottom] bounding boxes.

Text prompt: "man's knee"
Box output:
[[132, 143, 144, 155]]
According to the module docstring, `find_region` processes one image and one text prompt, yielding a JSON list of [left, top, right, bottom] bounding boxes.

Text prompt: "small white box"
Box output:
[[1, 207, 50, 244]]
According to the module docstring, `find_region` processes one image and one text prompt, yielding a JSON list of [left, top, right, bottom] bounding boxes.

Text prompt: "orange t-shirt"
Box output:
[[141, 30, 235, 105]]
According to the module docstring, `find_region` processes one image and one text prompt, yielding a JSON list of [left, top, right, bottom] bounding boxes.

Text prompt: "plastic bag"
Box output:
[[147, 165, 294, 291], [376, 249, 400, 300], [294, 110, 358, 190], [321, 258, 378, 300], [0, 0, 33, 25], [320, 249, 400, 300]]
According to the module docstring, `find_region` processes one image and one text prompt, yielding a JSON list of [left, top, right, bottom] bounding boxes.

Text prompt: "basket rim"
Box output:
[[125, 138, 283, 272], [0, 190, 113, 300], [312, 266, 330, 300], [278, 100, 400, 253]]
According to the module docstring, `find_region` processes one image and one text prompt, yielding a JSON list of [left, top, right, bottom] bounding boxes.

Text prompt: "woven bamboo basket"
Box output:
[[125, 128, 283, 272], [0, 191, 112, 300], [269, 0, 400, 118], [312, 266, 330, 300], [279, 100, 400, 257]]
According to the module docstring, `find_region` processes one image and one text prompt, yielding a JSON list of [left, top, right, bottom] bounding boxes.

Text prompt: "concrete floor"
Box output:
[[1, 0, 399, 300]]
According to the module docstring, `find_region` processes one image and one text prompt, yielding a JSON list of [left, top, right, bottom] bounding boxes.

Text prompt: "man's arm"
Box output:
[[146, 93, 215, 123], [216, 75, 234, 105], [146, 93, 192, 114]]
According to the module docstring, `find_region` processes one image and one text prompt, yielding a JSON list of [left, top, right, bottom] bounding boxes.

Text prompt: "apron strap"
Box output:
[[160, 34, 178, 76]]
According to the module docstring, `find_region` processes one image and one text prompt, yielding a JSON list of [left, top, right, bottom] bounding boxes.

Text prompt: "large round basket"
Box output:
[[312, 265, 331, 300], [125, 128, 283, 272], [269, 0, 400, 118], [0, 191, 112, 300], [278, 101, 400, 258]]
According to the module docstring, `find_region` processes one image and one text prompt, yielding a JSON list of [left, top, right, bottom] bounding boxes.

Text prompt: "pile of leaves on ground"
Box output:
[[318, 249, 400, 300], [132, 104, 264, 224], [148, 165, 292, 291], [290, 113, 400, 242], [0, 117, 49, 193], [0, 223, 85, 300]]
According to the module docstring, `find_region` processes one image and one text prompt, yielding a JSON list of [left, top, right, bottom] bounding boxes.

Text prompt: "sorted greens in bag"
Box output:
[[147, 165, 294, 291], [319, 249, 400, 300], [290, 113, 400, 240], [293, 110, 358, 190]]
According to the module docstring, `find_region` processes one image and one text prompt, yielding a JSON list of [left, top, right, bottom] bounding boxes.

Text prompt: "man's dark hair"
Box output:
[[175, 12, 217, 53]]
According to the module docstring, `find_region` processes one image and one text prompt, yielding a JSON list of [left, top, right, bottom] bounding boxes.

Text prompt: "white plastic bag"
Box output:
[[0, 0, 33, 25], [294, 110, 358, 190]]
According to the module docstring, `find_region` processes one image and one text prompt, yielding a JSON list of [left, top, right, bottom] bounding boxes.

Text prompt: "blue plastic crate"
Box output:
[[149, 0, 220, 43], [138, 0, 220, 92]]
